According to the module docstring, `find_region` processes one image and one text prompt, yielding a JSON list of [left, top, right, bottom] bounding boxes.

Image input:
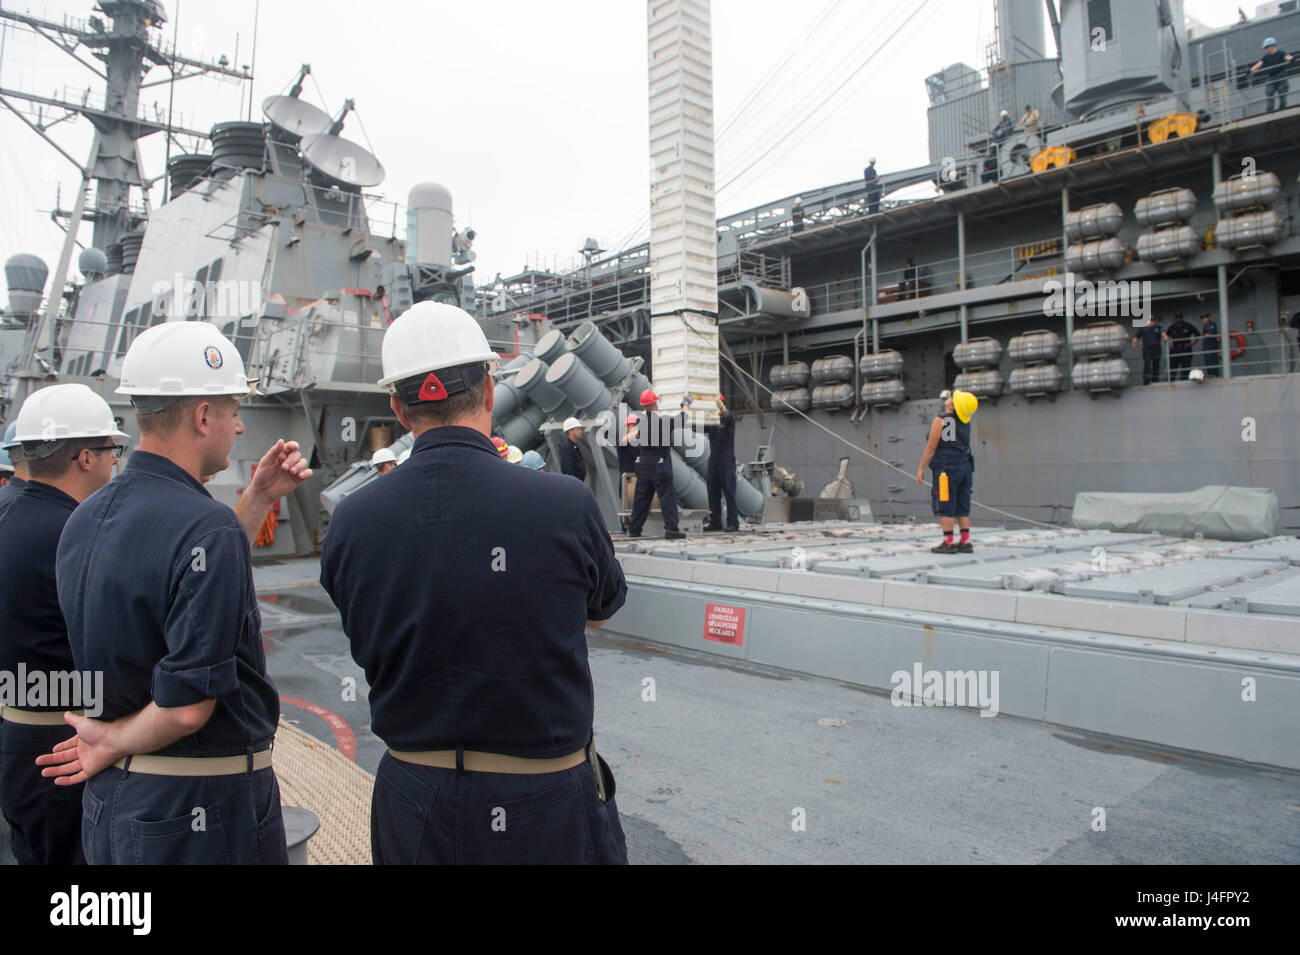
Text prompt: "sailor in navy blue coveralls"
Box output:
[[320, 301, 629, 865], [39, 323, 290, 865], [703, 395, 739, 531], [1, 384, 127, 864], [1, 482, 91, 864], [627, 392, 682, 539], [55, 449, 288, 864]]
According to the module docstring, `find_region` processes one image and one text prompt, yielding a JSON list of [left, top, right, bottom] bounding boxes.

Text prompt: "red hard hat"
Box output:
[[640, 388, 658, 405], [717, 393, 725, 403], [625, 413, 639, 426]]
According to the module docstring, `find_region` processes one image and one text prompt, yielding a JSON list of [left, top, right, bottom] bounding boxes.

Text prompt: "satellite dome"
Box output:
[[5, 253, 48, 292], [408, 182, 453, 211], [79, 247, 109, 279]]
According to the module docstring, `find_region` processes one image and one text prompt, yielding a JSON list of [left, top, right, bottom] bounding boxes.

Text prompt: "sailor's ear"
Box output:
[[390, 395, 413, 430]]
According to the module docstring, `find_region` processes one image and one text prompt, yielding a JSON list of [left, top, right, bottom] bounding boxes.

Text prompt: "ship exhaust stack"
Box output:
[[995, 0, 1047, 63]]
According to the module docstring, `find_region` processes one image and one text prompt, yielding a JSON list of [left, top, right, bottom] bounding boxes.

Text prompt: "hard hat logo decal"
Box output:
[[204, 346, 223, 369], [418, 372, 448, 402]]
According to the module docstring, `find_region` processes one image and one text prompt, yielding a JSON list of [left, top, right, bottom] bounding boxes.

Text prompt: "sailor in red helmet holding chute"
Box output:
[[626, 388, 684, 540]]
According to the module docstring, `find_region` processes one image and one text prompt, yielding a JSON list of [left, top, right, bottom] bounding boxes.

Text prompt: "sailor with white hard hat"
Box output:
[[372, 446, 398, 475], [0, 422, 29, 514], [560, 415, 586, 482], [319, 301, 629, 865], [39, 322, 307, 864], [0, 384, 127, 864]]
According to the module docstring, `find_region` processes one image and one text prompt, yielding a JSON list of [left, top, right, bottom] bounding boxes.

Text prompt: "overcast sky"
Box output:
[[0, 0, 1255, 292]]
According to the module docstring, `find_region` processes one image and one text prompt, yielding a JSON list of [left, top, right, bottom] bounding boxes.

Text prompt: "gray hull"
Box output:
[[738, 372, 1300, 530]]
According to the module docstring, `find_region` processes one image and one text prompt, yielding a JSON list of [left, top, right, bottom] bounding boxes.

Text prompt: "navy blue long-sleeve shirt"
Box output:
[[321, 426, 626, 757]]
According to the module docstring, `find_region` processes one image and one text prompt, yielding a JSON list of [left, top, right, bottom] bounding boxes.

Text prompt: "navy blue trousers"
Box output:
[[0, 721, 84, 865], [707, 457, 738, 528], [629, 461, 679, 534], [81, 763, 288, 865], [371, 752, 628, 865]]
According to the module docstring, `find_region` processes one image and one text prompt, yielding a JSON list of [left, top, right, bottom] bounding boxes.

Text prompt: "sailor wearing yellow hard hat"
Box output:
[[916, 389, 978, 553]]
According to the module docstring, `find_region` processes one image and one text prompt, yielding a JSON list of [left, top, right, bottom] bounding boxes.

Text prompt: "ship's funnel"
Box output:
[[995, 0, 1047, 64], [5, 253, 48, 319], [168, 153, 212, 196], [210, 122, 267, 175]]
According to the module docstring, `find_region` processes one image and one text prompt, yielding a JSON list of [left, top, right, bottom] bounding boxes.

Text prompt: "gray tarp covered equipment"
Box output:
[[1072, 486, 1280, 541]]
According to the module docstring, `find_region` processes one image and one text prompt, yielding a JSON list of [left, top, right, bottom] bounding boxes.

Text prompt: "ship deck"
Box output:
[[3, 535, 1296, 865]]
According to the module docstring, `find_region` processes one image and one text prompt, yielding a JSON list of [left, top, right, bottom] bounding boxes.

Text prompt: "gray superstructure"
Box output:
[[475, 0, 1300, 536]]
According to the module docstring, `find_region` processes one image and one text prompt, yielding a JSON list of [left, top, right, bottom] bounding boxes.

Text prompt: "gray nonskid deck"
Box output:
[[609, 525, 1300, 771], [218, 556, 1300, 865]]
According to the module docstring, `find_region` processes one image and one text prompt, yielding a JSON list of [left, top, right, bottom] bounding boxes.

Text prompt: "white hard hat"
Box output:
[[1188, 368, 1205, 381], [869, 157, 877, 163], [378, 301, 498, 392], [397, 448, 411, 464], [14, 384, 128, 450], [371, 447, 397, 465], [939, 389, 952, 400], [117, 322, 255, 401], [1000, 109, 1009, 117], [562, 416, 582, 431]]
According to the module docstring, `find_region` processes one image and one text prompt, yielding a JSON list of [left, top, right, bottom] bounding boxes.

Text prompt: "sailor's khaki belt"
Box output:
[[114, 748, 273, 776], [389, 747, 587, 774], [0, 706, 82, 726]]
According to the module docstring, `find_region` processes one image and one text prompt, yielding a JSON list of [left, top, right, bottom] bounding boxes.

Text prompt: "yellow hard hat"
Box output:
[[953, 390, 978, 423]]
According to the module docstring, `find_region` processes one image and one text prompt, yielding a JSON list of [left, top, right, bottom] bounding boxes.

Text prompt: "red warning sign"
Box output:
[[703, 603, 747, 646]]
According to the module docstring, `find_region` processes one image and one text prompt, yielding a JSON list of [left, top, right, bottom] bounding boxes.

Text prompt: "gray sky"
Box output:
[[0, 0, 1255, 291]]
